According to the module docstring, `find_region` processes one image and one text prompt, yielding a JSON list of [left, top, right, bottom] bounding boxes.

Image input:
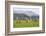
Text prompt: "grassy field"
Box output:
[[13, 20, 39, 28]]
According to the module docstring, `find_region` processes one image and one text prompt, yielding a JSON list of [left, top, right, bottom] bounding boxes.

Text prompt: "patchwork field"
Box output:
[[13, 20, 39, 28]]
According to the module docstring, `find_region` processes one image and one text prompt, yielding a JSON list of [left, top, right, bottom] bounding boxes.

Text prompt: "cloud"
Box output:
[[13, 8, 39, 15]]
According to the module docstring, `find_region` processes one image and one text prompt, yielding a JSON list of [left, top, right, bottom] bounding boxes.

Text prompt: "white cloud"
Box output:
[[13, 8, 39, 15]]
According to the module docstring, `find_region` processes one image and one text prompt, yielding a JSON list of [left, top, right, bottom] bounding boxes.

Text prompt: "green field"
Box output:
[[13, 20, 39, 28]]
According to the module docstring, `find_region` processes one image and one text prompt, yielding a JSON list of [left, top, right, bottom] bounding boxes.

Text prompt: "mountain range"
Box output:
[[13, 10, 39, 17]]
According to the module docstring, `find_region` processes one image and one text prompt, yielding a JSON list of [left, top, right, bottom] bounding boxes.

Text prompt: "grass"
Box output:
[[13, 20, 39, 28]]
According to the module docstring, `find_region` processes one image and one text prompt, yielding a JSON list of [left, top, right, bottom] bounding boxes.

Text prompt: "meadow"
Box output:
[[13, 20, 39, 28]]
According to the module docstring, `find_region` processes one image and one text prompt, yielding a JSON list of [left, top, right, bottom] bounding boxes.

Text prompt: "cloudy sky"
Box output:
[[13, 8, 39, 16]]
